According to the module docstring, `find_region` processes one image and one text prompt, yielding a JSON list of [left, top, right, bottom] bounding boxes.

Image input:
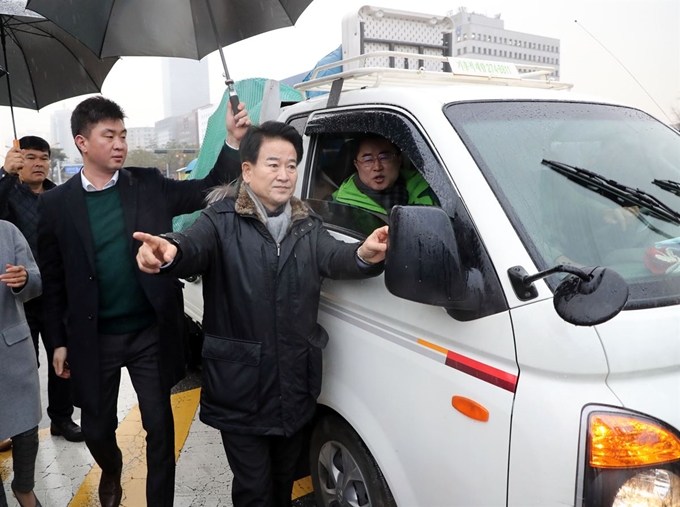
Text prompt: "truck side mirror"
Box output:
[[508, 264, 629, 325], [553, 267, 629, 325], [385, 206, 466, 307]]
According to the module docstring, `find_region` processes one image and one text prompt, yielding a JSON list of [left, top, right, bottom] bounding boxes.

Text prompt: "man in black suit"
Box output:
[[37, 96, 250, 507]]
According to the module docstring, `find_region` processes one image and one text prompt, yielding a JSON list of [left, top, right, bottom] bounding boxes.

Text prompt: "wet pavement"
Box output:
[[0, 343, 316, 506]]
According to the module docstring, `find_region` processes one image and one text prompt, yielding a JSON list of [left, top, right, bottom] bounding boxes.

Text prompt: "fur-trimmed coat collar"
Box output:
[[207, 182, 309, 224]]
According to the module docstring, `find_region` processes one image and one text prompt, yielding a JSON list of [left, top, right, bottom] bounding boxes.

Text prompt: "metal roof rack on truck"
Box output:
[[294, 51, 573, 100]]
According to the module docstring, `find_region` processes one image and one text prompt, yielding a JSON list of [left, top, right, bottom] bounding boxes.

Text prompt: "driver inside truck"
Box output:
[[332, 133, 438, 214]]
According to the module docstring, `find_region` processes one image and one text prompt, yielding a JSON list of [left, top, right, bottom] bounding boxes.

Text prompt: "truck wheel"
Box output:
[[310, 414, 396, 507]]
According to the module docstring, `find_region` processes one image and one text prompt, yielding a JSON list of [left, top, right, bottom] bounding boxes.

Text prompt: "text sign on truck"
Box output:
[[448, 57, 520, 78]]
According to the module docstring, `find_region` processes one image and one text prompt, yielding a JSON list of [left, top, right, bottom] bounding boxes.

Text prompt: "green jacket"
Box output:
[[332, 168, 437, 214]]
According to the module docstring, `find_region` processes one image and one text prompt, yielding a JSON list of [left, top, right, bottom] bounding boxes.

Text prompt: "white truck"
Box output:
[[183, 6, 680, 506]]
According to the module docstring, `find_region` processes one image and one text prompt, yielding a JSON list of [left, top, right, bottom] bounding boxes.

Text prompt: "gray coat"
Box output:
[[0, 220, 42, 440]]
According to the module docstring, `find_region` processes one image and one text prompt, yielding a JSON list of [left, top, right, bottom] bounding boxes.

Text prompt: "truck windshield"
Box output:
[[445, 101, 680, 308]]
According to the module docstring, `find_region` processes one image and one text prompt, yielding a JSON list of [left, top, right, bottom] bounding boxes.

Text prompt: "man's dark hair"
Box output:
[[70, 96, 126, 139], [240, 121, 303, 165], [352, 132, 401, 160], [19, 135, 50, 157]]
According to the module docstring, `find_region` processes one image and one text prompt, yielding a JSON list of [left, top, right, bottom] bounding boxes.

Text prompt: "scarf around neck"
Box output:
[[244, 184, 292, 244]]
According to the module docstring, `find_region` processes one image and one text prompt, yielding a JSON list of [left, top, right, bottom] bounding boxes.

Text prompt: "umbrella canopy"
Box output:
[[25, 0, 313, 61], [27, 0, 313, 116], [0, 1, 118, 136]]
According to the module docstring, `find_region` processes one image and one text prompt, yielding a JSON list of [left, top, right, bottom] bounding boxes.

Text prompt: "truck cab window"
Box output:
[[301, 109, 505, 319], [304, 123, 443, 238]]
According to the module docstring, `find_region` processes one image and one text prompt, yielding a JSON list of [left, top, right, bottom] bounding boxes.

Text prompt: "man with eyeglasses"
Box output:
[[332, 133, 437, 214]]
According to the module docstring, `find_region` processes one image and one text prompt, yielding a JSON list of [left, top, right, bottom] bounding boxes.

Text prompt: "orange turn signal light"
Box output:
[[589, 413, 680, 468], [452, 396, 489, 422]]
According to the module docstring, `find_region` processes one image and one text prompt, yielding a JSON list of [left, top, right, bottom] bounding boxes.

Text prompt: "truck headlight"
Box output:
[[613, 469, 680, 506], [576, 406, 680, 507]]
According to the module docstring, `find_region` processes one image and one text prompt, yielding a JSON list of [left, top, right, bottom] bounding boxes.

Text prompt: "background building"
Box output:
[[449, 9, 561, 79], [126, 127, 156, 150], [162, 58, 211, 118], [50, 109, 80, 163], [155, 116, 179, 148], [155, 111, 200, 148], [176, 110, 199, 146], [197, 103, 218, 145]]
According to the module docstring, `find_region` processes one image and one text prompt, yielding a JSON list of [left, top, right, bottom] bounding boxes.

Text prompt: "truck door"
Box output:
[[300, 107, 518, 506]]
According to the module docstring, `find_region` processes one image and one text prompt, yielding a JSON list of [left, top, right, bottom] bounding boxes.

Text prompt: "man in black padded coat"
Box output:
[[135, 121, 389, 507]]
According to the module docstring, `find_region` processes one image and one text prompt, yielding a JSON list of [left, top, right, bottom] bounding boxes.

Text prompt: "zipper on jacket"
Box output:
[[245, 214, 281, 257]]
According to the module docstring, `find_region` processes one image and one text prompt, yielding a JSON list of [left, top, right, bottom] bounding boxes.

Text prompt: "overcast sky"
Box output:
[[2, 0, 678, 150]]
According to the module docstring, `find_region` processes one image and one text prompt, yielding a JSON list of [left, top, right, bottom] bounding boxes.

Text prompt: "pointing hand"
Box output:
[[133, 232, 177, 273]]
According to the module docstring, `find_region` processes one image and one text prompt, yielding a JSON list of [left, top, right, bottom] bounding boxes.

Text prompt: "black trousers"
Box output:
[[81, 324, 175, 507], [24, 297, 75, 425], [220, 429, 306, 507], [0, 426, 39, 507]]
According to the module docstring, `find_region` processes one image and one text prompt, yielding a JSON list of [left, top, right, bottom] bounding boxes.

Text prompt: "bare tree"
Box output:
[[50, 147, 66, 170]]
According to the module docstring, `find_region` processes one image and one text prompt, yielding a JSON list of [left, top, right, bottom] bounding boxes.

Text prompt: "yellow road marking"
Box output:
[[172, 388, 201, 461], [0, 446, 12, 483], [292, 475, 313, 500], [69, 387, 201, 507], [2, 389, 316, 504], [0, 451, 12, 482]]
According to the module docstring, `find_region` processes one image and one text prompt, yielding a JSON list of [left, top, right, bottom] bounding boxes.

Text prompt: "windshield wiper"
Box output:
[[653, 179, 680, 197], [541, 159, 680, 226]]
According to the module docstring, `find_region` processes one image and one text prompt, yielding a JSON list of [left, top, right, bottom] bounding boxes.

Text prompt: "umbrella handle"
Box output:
[[13, 138, 21, 182], [205, 0, 241, 119], [229, 92, 240, 118], [226, 81, 240, 117]]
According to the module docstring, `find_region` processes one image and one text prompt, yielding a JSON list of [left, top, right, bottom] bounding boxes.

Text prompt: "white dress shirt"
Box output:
[[81, 170, 119, 192]]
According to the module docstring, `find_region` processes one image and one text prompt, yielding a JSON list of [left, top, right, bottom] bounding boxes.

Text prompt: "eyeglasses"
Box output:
[[356, 152, 398, 167]]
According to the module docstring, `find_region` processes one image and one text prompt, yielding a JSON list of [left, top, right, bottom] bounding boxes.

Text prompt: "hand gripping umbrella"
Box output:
[[0, 1, 118, 143], [26, 0, 314, 115]]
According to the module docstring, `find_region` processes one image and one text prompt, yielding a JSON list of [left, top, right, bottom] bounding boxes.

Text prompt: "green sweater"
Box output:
[[84, 186, 155, 334], [332, 167, 437, 214]]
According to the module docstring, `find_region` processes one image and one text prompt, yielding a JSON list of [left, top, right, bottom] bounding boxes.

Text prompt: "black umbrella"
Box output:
[[26, 0, 314, 114], [0, 1, 118, 140]]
